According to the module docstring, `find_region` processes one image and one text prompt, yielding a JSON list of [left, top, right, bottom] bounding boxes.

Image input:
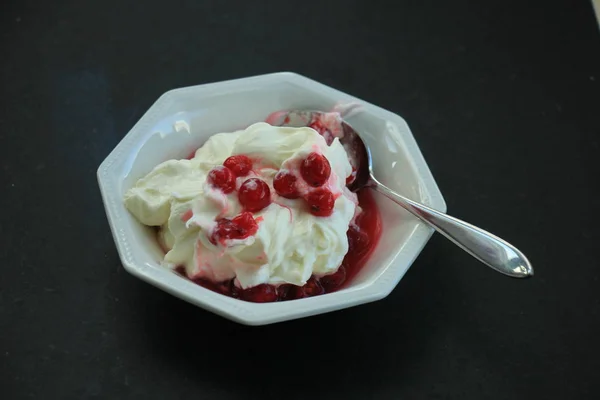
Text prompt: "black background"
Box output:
[[2, 0, 600, 399]]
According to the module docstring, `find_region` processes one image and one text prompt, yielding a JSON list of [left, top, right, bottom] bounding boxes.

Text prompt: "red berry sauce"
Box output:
[[341, 190, 382, 284]]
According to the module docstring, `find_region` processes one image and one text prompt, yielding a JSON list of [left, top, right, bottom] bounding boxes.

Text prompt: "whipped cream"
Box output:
[[124, 122, 358, 288]]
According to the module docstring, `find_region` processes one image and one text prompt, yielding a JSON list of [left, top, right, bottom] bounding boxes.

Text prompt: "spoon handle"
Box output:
[[370, 181, 533, 278]]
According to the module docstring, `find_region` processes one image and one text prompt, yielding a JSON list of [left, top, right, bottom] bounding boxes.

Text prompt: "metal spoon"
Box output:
[[275, 110, 533, 278]]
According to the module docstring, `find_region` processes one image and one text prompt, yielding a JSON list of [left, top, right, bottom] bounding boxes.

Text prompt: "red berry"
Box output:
[[207, 166, 236, 193], [214, 279, 237, 297], [291, 276, 325, 299], [347, 225, 370, 258], [306, 188, 335, 217], [231, 212, 259, 233], [304, 276, 325, 296], [238, 178, 271, 212], [276, 284, 294, 301], [319, 266, 347, 292], [223, 155, 253, 177], [308, 119, 335, 145], [210, 212, 259, 245], [273, 171, 299, 199], [239, 284, 278, 303], [301, 152, 331, 187], [191, 277, 241, 298]]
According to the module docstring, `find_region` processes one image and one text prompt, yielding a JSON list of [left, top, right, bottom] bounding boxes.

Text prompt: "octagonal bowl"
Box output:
[[97, 72, 446, 325]]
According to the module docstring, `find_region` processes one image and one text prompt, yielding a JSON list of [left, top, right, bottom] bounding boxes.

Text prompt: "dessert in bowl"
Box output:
[[98, 72, 446, 325], [124, 113, 382, 303]]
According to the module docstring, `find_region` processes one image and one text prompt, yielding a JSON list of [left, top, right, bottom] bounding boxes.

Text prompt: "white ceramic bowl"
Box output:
[[97, 72, 446, 325]]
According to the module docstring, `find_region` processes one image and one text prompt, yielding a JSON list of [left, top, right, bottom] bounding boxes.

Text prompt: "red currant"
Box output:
[[273, 171, 299, 199], [306, 188, 335, 217], [207, 166, 236, 193], [276, 284, 294, 301], [232, 212, 259, 232], [319, 266, 347, 292], [209, 212, 258, 245], [238, 178, 271, 212], [300, 152, 331, 187], [239, 284, 278, 303], [215, 279, 237, 297], [291, 276, 325, 299], [223, 155, 253, 177]]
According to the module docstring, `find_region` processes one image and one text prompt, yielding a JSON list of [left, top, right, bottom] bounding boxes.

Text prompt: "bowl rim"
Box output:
[[97, 72, 447, 325]]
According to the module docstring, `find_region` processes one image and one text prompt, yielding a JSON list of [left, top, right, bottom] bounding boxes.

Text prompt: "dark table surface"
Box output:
[[2, 0, 600, 399]]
